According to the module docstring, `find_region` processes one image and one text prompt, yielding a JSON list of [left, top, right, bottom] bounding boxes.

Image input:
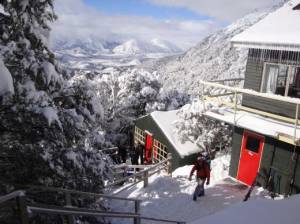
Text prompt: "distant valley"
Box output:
[[52, 37, 182, 72]]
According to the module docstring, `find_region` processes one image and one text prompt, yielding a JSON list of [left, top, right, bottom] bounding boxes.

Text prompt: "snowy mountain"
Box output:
[[113, 39, 182, 55], [53, 37, 182, 57], [53, 37, 182, 70], [155, 9, 276, 95], [52, 38, 119, 56]]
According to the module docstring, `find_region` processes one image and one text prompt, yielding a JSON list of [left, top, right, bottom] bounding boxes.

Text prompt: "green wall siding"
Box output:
[[230, 127, 300, 195], [229, 127, 242, 178], [242, 49, 300, 119], [135, 115, 198, 171]]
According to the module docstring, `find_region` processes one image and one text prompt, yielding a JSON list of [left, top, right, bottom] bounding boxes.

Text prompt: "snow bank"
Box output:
[[173, 154, 231, 184], [0, 58, 14, 95], [190, 194, 300, 224], [210, 154, 231, 183]]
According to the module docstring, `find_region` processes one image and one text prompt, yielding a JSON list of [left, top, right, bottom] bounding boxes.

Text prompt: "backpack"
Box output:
[[195, 158, 210, 171]]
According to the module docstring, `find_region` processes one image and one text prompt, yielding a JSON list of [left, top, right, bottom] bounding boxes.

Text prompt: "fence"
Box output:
[[108, 153, 172, 190]]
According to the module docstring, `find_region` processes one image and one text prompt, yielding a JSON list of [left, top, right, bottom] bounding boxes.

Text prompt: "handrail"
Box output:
[[209, 78, 244, 83], [141, 216, 185, 224], [28, 205, 139, 218], [28, 186, 141, 202], [201, 80, 300, 105], [0, 190, 25, 204], [100, 147, 118, 153], [28, 205, 186, 224]]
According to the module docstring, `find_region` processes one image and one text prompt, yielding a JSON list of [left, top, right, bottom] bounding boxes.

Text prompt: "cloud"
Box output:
[[51, 0, 222, 49], [148, 0, 282, 21]]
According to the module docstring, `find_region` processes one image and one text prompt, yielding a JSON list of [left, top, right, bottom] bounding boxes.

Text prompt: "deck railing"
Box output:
[[200, 80, 300, 146], [108, 153, 172, 191]]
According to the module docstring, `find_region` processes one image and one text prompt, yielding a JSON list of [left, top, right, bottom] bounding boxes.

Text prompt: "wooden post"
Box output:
[[134, 200, 141, 224], [134, 168, 136, 183], [234, 90, 237, 125], [143, 170, 149, 188], [17, 195, 29, 224], [294, 104, 299, 144], [167, 153, 172, 177], [65, 192, 74, 224]]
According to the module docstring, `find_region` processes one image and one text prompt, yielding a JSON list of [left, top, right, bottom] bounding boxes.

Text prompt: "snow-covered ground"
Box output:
[[107, 154, 273, 224]]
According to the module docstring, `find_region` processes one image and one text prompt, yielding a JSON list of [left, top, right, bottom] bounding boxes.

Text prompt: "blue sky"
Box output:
[[83, 0, 210, 21]]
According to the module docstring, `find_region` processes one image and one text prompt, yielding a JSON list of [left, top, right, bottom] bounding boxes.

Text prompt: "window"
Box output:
[[287, 67, 300, 98], [134, 126, 146, 146], [245, 136, 260, 153], [262, 63, 300, 98], [153, 139, 168, 162]]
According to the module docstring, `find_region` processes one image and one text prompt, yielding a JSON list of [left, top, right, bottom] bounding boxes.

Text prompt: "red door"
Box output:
[[237, 131, 264, 186], [145, 133, 153, 162]]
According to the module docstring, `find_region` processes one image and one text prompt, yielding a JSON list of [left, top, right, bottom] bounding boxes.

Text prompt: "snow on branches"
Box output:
[[174, 99, 232, 154]]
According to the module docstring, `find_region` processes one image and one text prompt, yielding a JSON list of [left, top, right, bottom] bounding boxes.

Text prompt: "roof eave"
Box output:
[[231, 40, 300, 52]]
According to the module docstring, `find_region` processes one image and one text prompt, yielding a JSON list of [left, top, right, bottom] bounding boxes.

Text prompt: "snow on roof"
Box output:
[[231, 1, 300, 51], [205, 108, 300, 140], [150, 110, 200, 158]]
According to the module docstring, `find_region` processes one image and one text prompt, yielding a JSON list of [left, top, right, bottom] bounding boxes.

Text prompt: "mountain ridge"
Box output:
[[154, 8, 278, 95]]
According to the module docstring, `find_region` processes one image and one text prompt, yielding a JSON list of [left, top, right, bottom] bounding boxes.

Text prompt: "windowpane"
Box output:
[[245, 136, 260, 153], [262, 64, 288, 96], [288, 67, 300, 98]]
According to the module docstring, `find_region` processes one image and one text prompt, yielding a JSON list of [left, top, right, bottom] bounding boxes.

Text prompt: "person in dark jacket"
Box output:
[[118, 145, 127, 164], [189, 154, 210, 201], [136, 143, 144, 165], [130, 146, 139, 165]]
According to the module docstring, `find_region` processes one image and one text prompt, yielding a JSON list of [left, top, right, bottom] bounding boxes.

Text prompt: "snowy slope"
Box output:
[[156, 9, 273, 95]]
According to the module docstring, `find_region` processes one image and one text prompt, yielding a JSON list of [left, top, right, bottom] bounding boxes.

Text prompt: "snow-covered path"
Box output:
[[107, 155, 261, 224], [115, 175, 248, 223]]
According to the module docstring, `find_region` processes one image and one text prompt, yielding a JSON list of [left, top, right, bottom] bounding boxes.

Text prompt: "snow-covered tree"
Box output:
[[0, 0, 111, 197], [146, 88, 190, 112], [174, 99, 232, 155]]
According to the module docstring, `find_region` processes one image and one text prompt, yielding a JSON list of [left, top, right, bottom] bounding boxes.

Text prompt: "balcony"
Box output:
[[200, 79, 300, 146]]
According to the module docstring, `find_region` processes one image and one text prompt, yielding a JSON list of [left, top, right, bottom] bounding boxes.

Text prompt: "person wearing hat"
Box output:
[[189, 153, 210, 201]]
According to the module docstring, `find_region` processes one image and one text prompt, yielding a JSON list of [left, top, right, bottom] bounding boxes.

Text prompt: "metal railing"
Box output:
[[200, 80, 300, 145], [0, 190, 29, 224], [0, 185, 185, 224]]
